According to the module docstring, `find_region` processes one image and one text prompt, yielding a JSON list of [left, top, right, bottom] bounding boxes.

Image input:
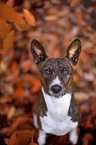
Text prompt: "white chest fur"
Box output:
[[39, 88, 78, 136]]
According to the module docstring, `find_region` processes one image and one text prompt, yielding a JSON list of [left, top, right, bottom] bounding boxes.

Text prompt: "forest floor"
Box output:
[[0, 0, 96, 145]]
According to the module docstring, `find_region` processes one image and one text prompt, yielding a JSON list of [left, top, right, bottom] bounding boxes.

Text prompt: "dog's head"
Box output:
[[31, 39, 81, 98]]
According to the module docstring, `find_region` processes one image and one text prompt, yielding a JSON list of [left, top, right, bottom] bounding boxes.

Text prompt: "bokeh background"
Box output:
[[0, 0, 96, 145]]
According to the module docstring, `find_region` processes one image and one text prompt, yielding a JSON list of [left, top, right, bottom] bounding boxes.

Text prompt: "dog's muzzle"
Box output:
[[51, 85, 62, 95]]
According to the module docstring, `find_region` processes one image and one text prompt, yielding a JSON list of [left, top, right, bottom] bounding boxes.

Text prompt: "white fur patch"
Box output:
[[39, 88, 78, 136], [50, 76, 61, 86], [69, 128, 78, 144]]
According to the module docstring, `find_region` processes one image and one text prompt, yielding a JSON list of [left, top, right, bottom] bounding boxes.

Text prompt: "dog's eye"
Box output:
[[43, 68, 51, 75], [63, 68, 69, 75], [60, 67, 69, 75]]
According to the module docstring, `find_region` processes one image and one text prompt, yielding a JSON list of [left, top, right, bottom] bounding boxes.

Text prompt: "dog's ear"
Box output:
[[31, 39, 48, 65], [66, 39, 81, 65]]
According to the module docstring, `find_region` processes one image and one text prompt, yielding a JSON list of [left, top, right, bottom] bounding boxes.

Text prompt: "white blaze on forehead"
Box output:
[[50, 76, 61, 86]]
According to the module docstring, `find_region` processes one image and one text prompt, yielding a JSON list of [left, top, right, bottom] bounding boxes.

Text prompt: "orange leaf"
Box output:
[[6, 0, 13, 7], [82, 133, 93, 145], [17, 22, 30, 31], [31, 78, 41, 93], [0, 18, 6, 31], [14, 87, 24, 103], [11, 62, 18, 73], [20, 59, 32, 72], [8, 130, 33, 145], [3, 29, 15, 50], [0, 24, 12, 37], [76, 11, 83, 23], [0, 1, 25, 24], [12, 116, 33, 131], [13, 77, 23, 84], [23, 9, 36, 27], [71, 0, 81, 7]]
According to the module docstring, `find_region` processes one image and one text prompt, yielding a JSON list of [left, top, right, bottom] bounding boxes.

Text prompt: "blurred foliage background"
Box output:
[[0, 0, 96, 145]]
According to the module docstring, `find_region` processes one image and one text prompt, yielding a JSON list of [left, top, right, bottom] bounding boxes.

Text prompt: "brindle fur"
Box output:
[[68, 94, 80, 122], [31, 38, 81, 136]]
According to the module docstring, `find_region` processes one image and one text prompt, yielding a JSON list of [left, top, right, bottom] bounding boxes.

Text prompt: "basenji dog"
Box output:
[[31, 38, 81, 145]]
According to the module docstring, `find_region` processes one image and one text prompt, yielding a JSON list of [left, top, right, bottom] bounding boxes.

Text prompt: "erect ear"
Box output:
[[31, 39, 48, 65], [66, 39, 81, 65]]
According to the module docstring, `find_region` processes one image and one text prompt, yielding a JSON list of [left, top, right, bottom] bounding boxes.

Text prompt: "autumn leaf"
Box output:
[[76, 11, 83, 23], [14, 87, 24, 103], [12, 116, 33, 131], [0, 24, 12, 37], [31, 78, 41, 93], [8, 130, 33, 145], [71, 0, 81, 7], [23, 9, 36, 26], [6, 0, 13, 7], [0, 1, 25, 24], [17, 22, 30, 31], [3, 29, 15, 50], [0, 18, 6, 31]]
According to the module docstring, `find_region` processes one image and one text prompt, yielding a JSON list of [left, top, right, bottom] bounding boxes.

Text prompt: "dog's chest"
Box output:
[[39, 91, 78, 135]]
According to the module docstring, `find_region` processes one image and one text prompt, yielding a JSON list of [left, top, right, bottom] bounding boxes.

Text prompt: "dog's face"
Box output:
[[31, 39, 81, 98]]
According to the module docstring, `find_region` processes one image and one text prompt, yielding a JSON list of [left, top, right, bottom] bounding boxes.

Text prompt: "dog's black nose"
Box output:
[[51, 85, 62, 94]]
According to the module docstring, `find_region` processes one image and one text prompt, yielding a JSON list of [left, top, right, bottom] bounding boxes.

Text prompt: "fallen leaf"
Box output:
[[13, 77, 23, 84], [76, 11, 83, 23], [11, 62, 18, 74], [0, 1, 25, 24], [0, 24, 12, 37], [14, 87, 24, 103], [6, 0, 13, 7], [82, 133, 93, 145], [17, 22, 30, 31], [3, 29, 15, 50], [71, 0, 81, 7], [12, 116, 33, 131], [20, 59, 32, 72], [80, 50, 90, 63], [7, 106, 16, 120], [0, 18, 6, 31], [8, 130, 33, 145], [31, 78, 41, 93], [23, 9, 36, 26]]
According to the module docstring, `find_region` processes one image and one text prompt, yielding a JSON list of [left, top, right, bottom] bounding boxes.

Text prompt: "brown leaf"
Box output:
[[0, 18, 6, 31], [20, 59, 32, 72], [76, 11, 83, 23], [8, 130, 33, 145], [0, 1, 25, 24], [23, 9, 36, 26], [31, 78, 41, 93], [80, 50, 90, 63], [71, 0, 81, 7], [3, 29, 15, 50], [17, 22, 30, 31], [0, 24, 12, 37], [7, 106, 16, 120], [12, 116, 33, 131], [14, 87, 24, 103], [82, 133, 93, 145], [6, 0, 13, 7]]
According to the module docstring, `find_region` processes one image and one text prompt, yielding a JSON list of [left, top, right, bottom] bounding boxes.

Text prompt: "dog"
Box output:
[[31, 38, 81, 145]]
